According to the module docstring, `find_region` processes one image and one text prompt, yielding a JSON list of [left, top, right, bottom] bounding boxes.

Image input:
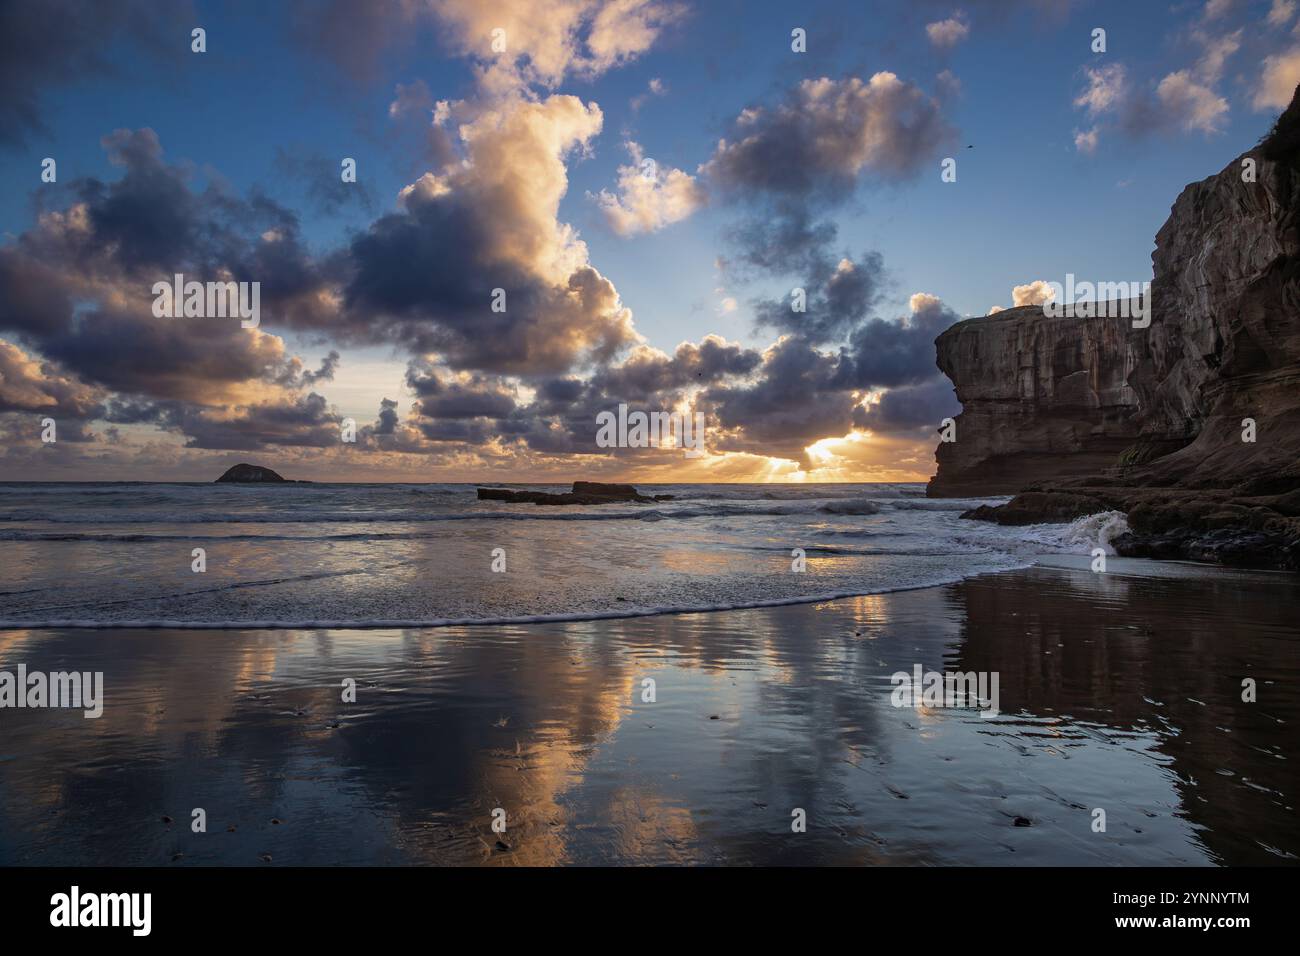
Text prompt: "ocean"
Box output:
[[1, 482, 1297, 866], [0, 482, 1129, 628]]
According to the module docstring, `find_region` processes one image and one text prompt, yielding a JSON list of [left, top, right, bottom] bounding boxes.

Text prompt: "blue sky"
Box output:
[[1, 0, 1297, 481]]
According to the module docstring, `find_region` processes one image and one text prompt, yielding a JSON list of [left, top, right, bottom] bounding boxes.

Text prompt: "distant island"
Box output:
[[215, 463, 291, 483]]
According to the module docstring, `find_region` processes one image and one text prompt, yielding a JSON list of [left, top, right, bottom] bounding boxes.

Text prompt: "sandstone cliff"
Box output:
[[928, 84, 1300, 569], [927, 305, 1145, 496], [931, 85, 1300, 499]]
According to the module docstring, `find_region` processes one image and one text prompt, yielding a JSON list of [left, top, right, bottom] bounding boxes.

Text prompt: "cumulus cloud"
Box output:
[[1012, 280, 1056, 307], [702, 293, 962, 464], [630, 75, 668, 110], [936, 69, 963, 98], [1203, 0, 1234, 20], [1074, 64, 1127, 117], [591, 142, 705, 235], [1253, 46, 1300, 110], [705, 70, 952, 325], [703, 74, 953, 197], [0, 127, 347, 451], [1074, 127, 1100, 153], [1134, 27, 1239, 135], [389, 79, 435, 118], [0, 340, 104, 417], [926, 13, 970, 49], [2, 3, 968, 480], [340, 93, 638, 373], [752, 254, 886, 344], [1072, 25, 1243, 144], [1195, 28, 1241, 85], [1268, 0, 1297, 27], [428, 0, 682, 88], [1157, 70, 1229, 132]]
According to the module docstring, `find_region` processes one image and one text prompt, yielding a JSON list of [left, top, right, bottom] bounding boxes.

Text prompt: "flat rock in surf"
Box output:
[[477, 481, 674, 506]]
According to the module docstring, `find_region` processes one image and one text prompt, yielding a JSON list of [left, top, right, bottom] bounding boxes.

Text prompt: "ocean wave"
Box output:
[[816, 498, 881, 515], [885, 497, 1010, 512], [0, 498, 898, 525], [0, 567, 1032, 630], [664, 484, 920, 502], [1030, 511, 1131, 554], [0, 529, 459, 542]]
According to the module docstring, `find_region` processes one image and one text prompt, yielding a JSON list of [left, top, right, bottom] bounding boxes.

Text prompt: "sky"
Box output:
[[1, 0, 1297, 483]]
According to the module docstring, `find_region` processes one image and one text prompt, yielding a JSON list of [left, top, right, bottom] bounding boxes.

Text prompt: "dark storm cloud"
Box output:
[[0, 253, 74, 338], [411, 375, 518, 420], [702, 68, 956, 459], [273, 148, 377, 216], [36, 304, 288, 405], [702, 74, 954, 200], [701, 338, 856, 462], [378, 333, 762, 458], [336, 181, 635, 375], [725, 205, 839, 278], [852, 376, 959, 436], [706, 72, 952, 294], [289, 0, 420, 83], [0, 128, 355, 453], [374, 398, 400, 436], [0, 129, 336, 332], [589, 337, 761, 401], [166, 393, 343, 451], [833, 295, 959, 391], [753, 252, 886, 345], [698, 295, 962, 462]]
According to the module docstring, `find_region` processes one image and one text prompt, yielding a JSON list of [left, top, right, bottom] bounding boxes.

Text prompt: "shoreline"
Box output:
[[1, 552, 1285, 631]]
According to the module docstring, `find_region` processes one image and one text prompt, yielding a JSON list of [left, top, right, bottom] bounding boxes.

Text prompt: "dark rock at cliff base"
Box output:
[[962, 482, 1300, 569], [1114, 529, 1300, 570], [477, 481, 674, 506], [215, 463, 287, 483], [961, 492, 1113, 525]]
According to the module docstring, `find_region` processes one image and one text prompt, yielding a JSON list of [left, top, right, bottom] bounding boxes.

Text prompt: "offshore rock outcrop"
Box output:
[[932, 85, 1300, 569], [477, 481, 674, 505]]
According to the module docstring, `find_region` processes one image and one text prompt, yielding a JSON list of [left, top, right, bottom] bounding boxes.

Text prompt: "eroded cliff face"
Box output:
[[929, 84, 1300, 500], [1128, 106, 1300, 491], [928, 306, 1145, 497]]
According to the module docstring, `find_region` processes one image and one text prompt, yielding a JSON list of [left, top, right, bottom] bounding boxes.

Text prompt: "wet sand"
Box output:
[[1, 562, 1296, 866]]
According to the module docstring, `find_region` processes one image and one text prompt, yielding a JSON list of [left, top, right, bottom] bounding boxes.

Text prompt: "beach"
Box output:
[[2, 561, 1296, 866]]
